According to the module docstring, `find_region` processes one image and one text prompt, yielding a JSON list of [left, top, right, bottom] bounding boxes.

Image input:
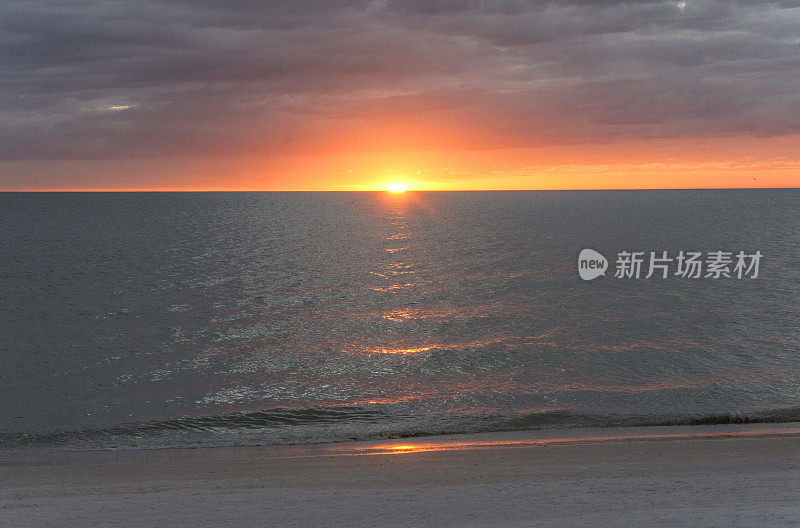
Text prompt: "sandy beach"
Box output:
[[2, 424, 800, 527]]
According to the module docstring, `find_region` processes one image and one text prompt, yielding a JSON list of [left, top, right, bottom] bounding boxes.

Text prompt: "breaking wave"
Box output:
[[4, 404, 800, 451]]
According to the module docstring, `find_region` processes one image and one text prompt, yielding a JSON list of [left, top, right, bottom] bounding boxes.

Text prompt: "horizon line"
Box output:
[[1, 186, 798, 193]]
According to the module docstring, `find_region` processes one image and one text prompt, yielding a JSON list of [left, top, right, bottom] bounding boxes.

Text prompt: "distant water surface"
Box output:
[[1, 190, 798, 450]]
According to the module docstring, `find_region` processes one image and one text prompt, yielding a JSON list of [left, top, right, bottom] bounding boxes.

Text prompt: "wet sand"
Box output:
[[2, 425, 800, 527]]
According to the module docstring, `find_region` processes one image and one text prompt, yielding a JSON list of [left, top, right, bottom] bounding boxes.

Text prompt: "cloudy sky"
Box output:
[[2, 0, 800, 190]]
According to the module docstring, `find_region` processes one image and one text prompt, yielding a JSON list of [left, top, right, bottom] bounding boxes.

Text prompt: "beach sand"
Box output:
[[2, 425, 800, 527]]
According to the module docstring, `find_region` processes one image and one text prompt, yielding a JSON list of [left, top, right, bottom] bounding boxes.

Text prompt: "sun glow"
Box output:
[[386, 182, 407, 193]]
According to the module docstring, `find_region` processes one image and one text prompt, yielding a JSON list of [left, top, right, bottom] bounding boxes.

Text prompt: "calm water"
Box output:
[[1, 190, 799, 450]]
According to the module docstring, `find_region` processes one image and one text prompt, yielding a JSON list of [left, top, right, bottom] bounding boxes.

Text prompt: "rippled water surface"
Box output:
[[1, 190, 799, 449]]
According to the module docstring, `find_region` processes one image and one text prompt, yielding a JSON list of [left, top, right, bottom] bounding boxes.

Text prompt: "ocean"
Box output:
[[1, 190, 798, 451]]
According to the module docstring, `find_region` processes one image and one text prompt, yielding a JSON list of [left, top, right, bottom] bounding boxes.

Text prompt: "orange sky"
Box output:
[[4, 133, 800, 191]]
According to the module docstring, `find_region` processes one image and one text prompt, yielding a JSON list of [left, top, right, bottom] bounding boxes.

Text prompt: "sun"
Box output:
[[386, 182, 407, 193]]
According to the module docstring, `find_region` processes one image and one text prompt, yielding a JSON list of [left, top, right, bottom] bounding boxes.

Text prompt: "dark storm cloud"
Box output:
[[1, 0, 799, 159]]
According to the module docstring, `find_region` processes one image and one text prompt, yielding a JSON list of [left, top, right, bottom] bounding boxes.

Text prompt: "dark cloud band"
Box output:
[[1, 0, 799, 160]]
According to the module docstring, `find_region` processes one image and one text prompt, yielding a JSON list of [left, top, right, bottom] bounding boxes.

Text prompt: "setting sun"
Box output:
[[386, 182, 407, 193]]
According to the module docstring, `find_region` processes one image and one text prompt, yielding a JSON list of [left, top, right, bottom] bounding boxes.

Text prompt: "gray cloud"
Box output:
[[1, 0, 799, 160]]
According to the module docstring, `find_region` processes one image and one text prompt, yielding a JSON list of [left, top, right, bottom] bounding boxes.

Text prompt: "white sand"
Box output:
[[2, 425, 800, 527]]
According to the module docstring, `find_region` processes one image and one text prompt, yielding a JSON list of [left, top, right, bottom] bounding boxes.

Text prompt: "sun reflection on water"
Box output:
[[368, 198, 421, 295]]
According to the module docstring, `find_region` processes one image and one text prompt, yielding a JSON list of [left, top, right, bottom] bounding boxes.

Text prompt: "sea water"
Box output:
[[1, 190, 798, 450]]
